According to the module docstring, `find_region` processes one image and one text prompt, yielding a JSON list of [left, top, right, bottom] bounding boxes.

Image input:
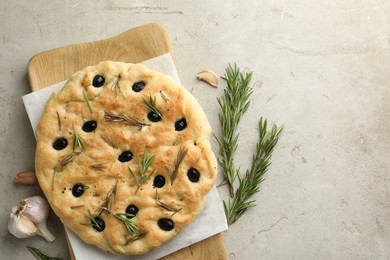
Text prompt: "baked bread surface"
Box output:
[[35, 61, 217, 255]]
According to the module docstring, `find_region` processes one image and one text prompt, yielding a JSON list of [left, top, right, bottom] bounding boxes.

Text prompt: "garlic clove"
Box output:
[[197, 70, 219, 87], [15, 171, 36, 185], [21, 196, 49, 223], [36, 222, 56, 242], [8, 208, 38, 239]]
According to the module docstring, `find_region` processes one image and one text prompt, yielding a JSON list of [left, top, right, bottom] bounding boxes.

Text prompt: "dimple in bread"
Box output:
[[35, 61, 217, 255]]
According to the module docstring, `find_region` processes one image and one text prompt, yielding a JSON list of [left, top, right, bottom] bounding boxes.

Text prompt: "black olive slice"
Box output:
[[92, 217, 105, 232], [53, 138, 68, 150], [72, 184, 84, 197], [118, 151, 133, 162], [153, 175, 165, 188], [92, 75, 105, 88], [125, 205, 139, 218], [132, 81, 146, 92], [82, 120, 97, 132], [158, 218, 174, 231], [148, 111, 162, 122], [187, 168, 200, 182], [174, 118, 187, 131]]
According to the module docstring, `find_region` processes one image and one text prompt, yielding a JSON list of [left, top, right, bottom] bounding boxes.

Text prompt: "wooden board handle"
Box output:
[[28, 23, 173, 90]]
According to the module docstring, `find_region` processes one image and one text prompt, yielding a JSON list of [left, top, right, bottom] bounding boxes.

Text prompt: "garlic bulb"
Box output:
[[8, 196, 56, 242]]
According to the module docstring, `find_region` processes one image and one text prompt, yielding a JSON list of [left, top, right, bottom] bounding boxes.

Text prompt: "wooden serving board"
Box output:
[[27, 23, 226, 260]]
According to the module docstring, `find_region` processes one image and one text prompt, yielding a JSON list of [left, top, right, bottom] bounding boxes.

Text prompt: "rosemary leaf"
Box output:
[[27, 246, 63, 260], [143, 94, 162, 117], [129, 167, 141, 186], [56, 111, 61, 130], [73, 130, 86, 151], [160, 90, 170, 101], [80, 210, 102, 230], [224, 118, 283, 225], [70, 205, 84, 209], [216, 63, 253, 197], [114, 212, 139, 235], [83, 90, 93, 114], [125, 231, 147, 245], [90, 163, 106, 171]]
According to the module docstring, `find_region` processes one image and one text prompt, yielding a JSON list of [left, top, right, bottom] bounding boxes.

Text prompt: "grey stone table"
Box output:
[[0, 1, 389, 259]]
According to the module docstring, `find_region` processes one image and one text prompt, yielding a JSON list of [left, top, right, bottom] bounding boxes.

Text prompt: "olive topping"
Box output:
[[158, 218, 174, 231], [92, 75, 105, 88], [92, 217, 105, 232], [132, 81, 146, 92], [125, 205, 138, 218], [118, 151, 133, 162], [153, 175, 165, 188], [187, 168, 200, 182], [148, 111, 162, 122], [72, 184, 85, 197], [53, 138, 68, 150], [82, 120, 97, 132], [174, 118, 187, 131]]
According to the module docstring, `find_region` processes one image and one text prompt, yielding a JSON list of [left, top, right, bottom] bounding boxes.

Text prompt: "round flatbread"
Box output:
[[35, 61, 217, 255]]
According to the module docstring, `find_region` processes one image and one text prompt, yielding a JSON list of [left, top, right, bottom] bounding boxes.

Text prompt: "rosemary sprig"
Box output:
[[96, 181, 117, 215], [216, 63, 253, 197], [223, 118, 283, 225], [104, 110, 150, 129], [155, 191, 182, 216], [90, 163, 106, 171], [26, 246, 63, 260], [108, 76, 124, 96], [83, 90, 93, 113], [129, 151, 156, 193], [80, 210, 101, 230], [170, 147, 188, 185], [143, 94, 162, 118], [217, 64, 283, 225], [73, 130, 86, 151], [114, 212, 139, 235], [55, 151, 81, 172]]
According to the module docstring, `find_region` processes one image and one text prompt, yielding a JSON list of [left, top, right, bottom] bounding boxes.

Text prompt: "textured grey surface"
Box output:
[[0, 1, 389, 259]]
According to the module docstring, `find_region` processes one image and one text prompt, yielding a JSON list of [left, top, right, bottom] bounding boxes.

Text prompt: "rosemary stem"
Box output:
[[229, 183, 235, 198]]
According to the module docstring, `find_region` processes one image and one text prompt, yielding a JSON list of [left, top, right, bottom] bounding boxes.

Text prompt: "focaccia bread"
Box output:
[[35, 61, 217, 255]]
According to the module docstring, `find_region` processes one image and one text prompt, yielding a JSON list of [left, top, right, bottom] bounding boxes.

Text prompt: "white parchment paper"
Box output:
[[22, 53, 228, 260]]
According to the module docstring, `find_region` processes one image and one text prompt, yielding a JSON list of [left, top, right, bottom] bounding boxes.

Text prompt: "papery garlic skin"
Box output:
[[8, 196, 56, 242], [8, 206, 38, 238], [21, 196, 49, 223]]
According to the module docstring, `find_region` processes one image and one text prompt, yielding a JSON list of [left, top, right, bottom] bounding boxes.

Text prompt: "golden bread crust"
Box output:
[[35, 61, 217, 255]]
